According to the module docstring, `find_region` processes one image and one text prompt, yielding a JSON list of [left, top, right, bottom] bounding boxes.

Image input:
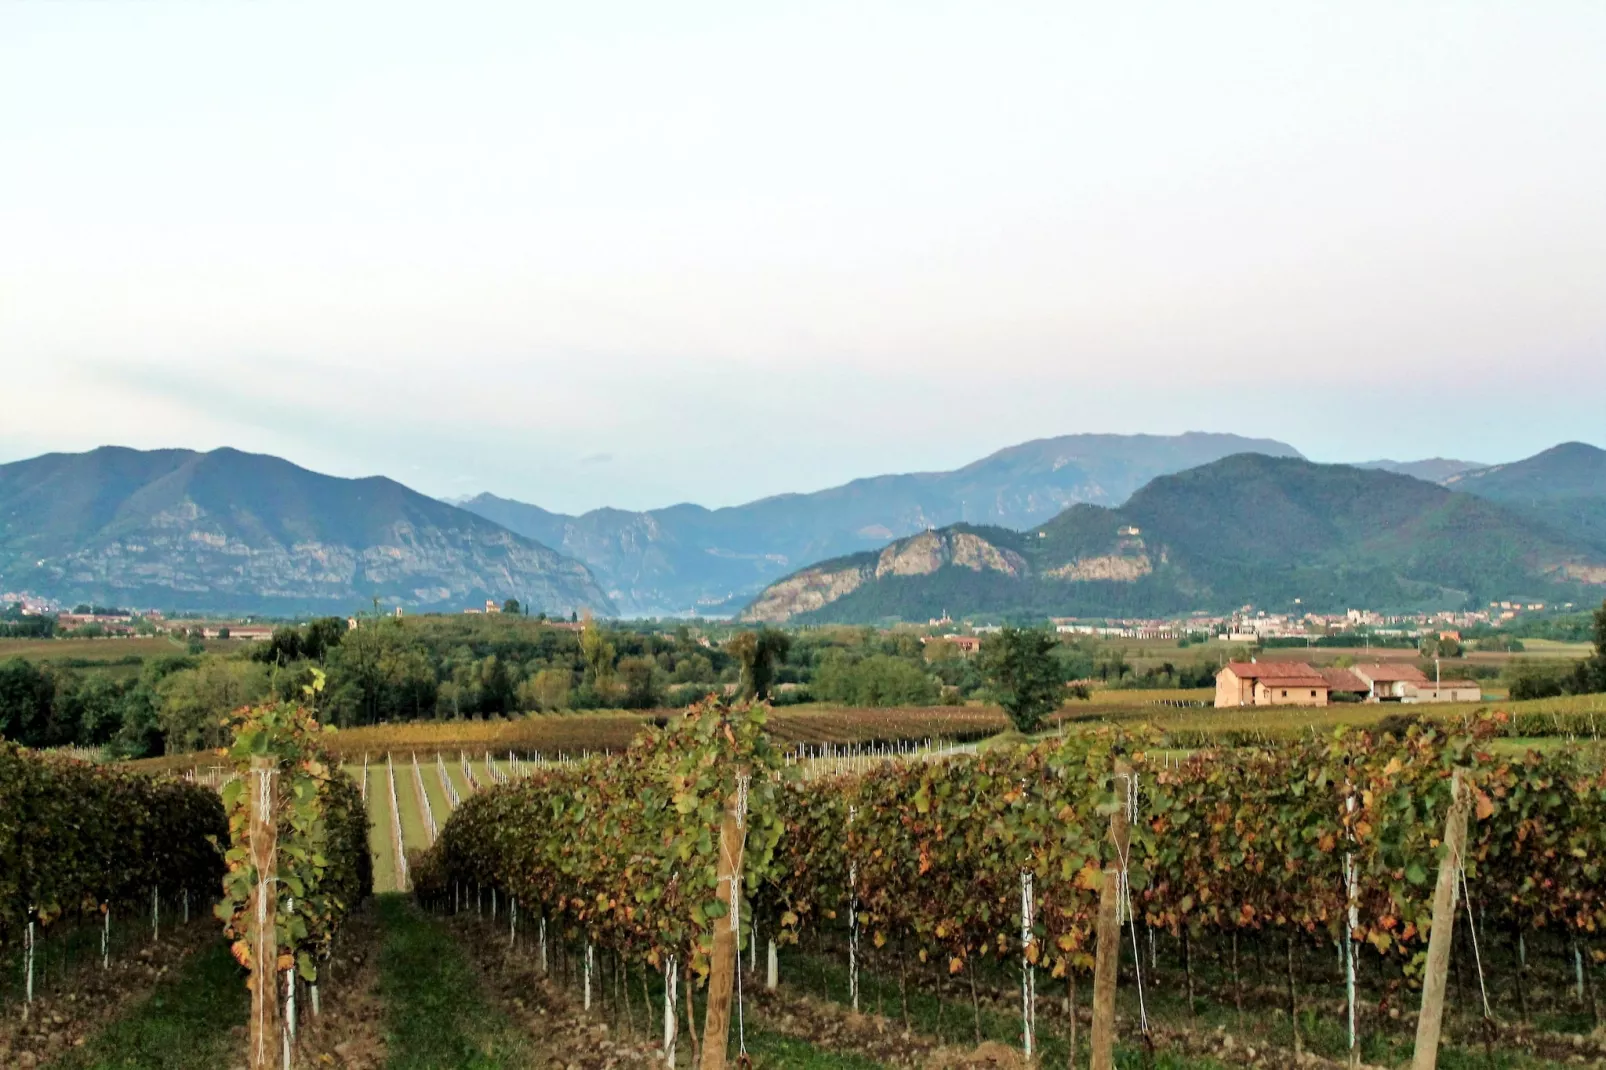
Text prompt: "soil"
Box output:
[[289, 906, 388, 1070], [450, 912, 664, 1069], [0, 918, 214, 1069]]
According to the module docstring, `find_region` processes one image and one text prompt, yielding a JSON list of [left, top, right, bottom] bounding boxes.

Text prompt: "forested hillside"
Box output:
[[1447, 442, 1606, 553], [460, 432, 1302, 615], [743, 455, 1606, 623], [0, 446, 614, 616]]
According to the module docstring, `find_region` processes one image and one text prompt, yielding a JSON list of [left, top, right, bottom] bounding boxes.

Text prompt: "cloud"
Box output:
[[579, 453, 615, 465]]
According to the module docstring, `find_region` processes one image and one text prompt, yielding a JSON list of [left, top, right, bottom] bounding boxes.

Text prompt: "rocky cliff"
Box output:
[[0, 447, 615, 616]]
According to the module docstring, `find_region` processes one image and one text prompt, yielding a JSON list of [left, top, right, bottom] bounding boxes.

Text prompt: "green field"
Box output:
[[0, 635, 236, 661]]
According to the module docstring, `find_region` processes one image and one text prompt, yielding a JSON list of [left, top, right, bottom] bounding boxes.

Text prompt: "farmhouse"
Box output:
[[1348, 663, 1481, 703], [1215, 661, 1330, 707]]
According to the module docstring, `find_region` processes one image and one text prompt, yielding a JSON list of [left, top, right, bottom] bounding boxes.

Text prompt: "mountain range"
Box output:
[[1445, 443, 1606, 555], [459, 432, 1303, 616], [741, 452, 1606, 624], [0, 447, 614, 616], [3, 436, 1603, 621]]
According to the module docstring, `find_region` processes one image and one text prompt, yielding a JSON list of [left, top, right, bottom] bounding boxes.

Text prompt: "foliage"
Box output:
[[415, 698, 787, 980], [215, 672, 372, 985], [0, 739, 225, 950], [812, 651, 939, 707], [978, 626, 1065, 732], [727, 629, 793, 701]]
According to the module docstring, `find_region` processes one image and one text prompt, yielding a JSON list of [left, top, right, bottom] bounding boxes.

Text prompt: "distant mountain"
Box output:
[[1445, 443, 1606, 554], [1355, 458, 1486, 482], [460, 432, 1303, 616], [0, 447, 614, 616], [740, 454, 1606, 624]]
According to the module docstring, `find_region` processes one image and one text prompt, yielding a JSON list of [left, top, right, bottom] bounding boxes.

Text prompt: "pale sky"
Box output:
[[3, 1, 1603, 514]]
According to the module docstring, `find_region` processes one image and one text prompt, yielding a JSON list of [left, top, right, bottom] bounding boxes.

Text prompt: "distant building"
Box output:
[[1349, 663, 1429, 702], [1319, 667, 1370, 702], [1347, 663, 1481, 703], [1215, 662, 1330, 707], [485, 599, 502, 614], [922, 635, 982, 656]]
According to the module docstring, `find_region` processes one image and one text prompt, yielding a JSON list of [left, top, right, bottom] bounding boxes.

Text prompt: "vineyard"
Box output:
[[1, 676, 372, 1070], [12, 691, 1606, 1068], [410, 699, 1606, 1068]]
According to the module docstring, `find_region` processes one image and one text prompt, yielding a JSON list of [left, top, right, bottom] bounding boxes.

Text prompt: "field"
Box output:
[[0, 635, 246, 660]]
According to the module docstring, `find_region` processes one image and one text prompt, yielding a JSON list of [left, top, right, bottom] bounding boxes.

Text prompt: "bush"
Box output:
[[0, 741, 225, 947]]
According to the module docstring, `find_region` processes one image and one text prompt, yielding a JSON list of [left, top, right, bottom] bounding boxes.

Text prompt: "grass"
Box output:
[[374, 894, 537, 1069], [781, 938, 1571, 1070], [362, 763, 402, 894], [740, 1027, 893, 1068], [0, 636, 237, 662], [46, 939, 246, 1070]]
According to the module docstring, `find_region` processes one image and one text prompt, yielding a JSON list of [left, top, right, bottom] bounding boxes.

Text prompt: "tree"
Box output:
[[521, 668, 571, 712], [503, 598, 522, 615], [580, 616, 617, 687], [726, 629, 792, 702], [978, 626, 1065, 733], [156, 659, 269, 751], [618, 656, 666, 708], [1568, 599, 1606, 695]]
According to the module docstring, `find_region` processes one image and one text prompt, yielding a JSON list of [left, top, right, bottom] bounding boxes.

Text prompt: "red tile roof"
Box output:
[[1352, 663, 1430, 684], [1223, 661, 1328, 686], [1319, 668, 1369, 692]]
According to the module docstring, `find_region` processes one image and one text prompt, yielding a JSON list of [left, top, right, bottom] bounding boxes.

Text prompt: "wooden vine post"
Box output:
[[1411, 769, 1471, 1070], [1091, 759, 1132, 1070], [700, 777, 746, 1070], [248, 756, 281, 1070]]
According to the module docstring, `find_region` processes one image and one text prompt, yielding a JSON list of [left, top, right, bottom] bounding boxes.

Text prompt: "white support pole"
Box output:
[[664, 955, 678, 1067], [585, 942, 595, 1011], [848, 805, 859, 1013], [766, 939, 778, 991], [102, 905, 110, 970], [540, 916, 548, 974], [1022, 870, 1037, 1058], [1345, 792, 1359, 1063], [152, 885, 160, 943], [24, 920, 34, 1016]]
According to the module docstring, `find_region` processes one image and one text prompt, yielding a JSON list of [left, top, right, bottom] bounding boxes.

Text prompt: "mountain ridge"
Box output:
[[459, 431, 1305, 616], [0, 446, 615, 616], [740, 454, 1606, 624], [1445, 442, 1606, 555]]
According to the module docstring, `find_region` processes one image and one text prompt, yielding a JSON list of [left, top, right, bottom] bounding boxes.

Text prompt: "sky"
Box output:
[[2, 1, 1603, 514]]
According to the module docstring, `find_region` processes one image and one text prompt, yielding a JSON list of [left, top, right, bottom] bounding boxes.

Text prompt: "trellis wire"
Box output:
[[412, 753, 438, 844], [386, 754, 409, 889], [437, 753, 461, 809]]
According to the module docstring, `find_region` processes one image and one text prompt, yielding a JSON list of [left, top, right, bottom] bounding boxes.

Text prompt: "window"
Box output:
[[1311, 690, 1317, 698], [1280, 689, 1287, 698]]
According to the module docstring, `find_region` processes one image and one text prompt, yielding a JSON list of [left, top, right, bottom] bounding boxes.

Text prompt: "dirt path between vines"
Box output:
[[0, 917, 214, 1069]]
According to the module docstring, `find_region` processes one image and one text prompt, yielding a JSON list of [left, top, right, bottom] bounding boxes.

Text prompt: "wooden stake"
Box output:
[[700, 783, 744, 1069], [1090, 759, 1131, 1070], [249, 758, 281, 1070], [1412, 769, 1471, 1070]]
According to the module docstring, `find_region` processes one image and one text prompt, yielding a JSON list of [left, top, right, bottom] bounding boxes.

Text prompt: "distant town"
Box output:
[[4, 588, 1575, 646]]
